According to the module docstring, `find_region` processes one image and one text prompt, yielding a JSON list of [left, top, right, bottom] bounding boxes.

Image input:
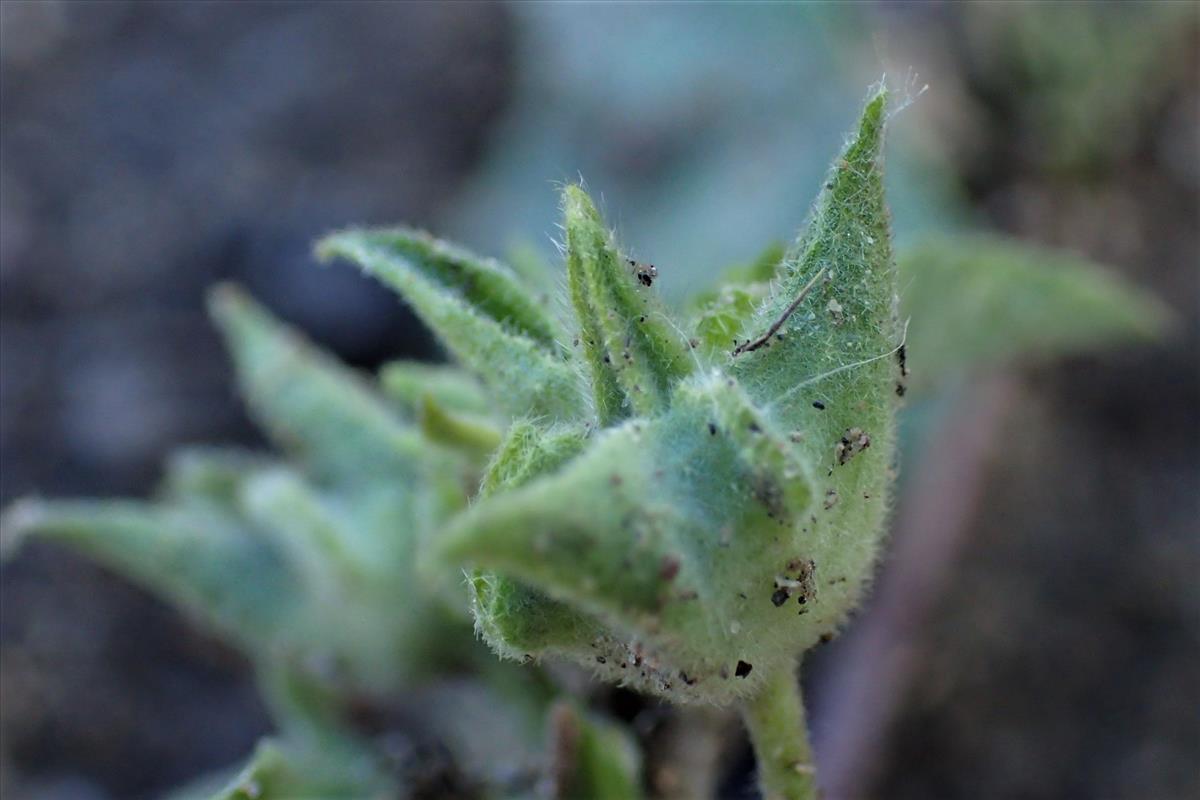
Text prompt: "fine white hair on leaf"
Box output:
[[763, 317, 909, 413], [653, 309, 707, 381], [887, 68, 929, 122]]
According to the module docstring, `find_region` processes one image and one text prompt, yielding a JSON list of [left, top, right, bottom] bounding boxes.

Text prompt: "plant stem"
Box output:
[[740, 662, 816, 800]]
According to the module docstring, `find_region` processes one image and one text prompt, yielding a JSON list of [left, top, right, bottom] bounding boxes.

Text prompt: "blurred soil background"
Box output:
[[1, 2, 1197, 799]]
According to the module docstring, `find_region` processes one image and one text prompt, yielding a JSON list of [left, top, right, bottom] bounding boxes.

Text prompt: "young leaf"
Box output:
[[467, 420, 604, 660], [563, 186, 694, 421], [318, 229, 580, 420], [359, 228, 562, 347], [692, 285, 764, 362], [477, 419, 592, 497], [688, 242, 786, 361], [729, 85, 900, 647], [731, 85, 899, 434], [435, 88, 900, 711]]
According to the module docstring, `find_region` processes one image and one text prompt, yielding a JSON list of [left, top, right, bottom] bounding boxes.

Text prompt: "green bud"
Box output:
[[434, 87, 899, 706]]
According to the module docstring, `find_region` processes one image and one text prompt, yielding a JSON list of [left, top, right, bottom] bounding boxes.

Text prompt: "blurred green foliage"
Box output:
[[0, 75, 1171, 797]]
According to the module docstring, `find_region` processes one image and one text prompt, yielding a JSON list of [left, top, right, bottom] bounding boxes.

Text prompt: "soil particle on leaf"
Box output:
[[627, 259, 657, 287], [836, 427, 871, 465], [827, 297, 845, 325]]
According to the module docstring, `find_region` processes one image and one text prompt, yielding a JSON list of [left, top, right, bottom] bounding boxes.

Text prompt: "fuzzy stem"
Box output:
[[741, 663, 816, 800]]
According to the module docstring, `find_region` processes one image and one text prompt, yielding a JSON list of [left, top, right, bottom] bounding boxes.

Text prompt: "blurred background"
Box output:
[[0, 2, 1196, 798]]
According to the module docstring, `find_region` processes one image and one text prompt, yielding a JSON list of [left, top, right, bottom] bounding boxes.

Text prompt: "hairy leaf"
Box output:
[[318, 229, 579, 420], [468, 421, 603, 660], [688, 242, 786, 361], [435, 88, 899, 703], [564, 186, 694, 422]]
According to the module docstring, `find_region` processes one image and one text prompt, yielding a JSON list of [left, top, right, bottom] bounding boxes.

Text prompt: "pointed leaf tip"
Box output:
[[733, 85, 898, 436], [562, 184, 693, 422], [0, 498, 44, 559], [563, 187, 627, 424]]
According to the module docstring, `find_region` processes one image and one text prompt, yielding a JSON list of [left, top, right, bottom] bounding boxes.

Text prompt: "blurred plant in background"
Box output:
[[1, 81, 1172, 798], [1, 2, 1196, 799]]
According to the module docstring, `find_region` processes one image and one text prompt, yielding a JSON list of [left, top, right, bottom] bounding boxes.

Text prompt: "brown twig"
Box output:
[[732, 267, 827, 356]]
